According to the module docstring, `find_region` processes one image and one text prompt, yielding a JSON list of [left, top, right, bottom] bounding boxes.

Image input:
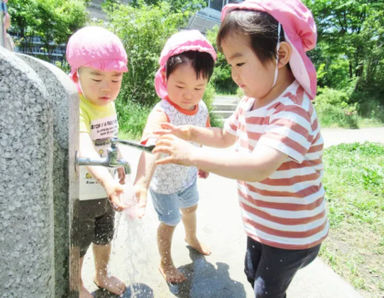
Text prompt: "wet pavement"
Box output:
[[82, 127, 384, 297]]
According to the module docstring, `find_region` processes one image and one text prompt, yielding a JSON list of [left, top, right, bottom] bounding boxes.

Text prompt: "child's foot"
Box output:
[[94, 275, 126, 295], [159, 264, 186, 284], [185, 237, 211, 255], [79, 283, 93, 298]]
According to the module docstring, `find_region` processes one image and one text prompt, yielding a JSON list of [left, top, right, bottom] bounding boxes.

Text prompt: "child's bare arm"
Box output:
[[133, 151, 158, 190], [130, 151, 158, 218], [132, 109, 168, 213], [79, 132, 125, 211], [154, 135, 288, 182], [156, 123, 237, 148]]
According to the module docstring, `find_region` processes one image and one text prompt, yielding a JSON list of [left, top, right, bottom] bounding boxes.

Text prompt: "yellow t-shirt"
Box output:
[[79, 94, 119, 200]]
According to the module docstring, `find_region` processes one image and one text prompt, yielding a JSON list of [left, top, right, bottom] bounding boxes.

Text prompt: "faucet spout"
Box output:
[[75, 137, 131, 174], [76, 156, 110, 167]]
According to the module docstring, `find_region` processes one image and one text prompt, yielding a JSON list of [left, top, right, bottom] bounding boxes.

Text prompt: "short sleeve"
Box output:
[[140, 108, 169, 146], [257, 104, 313, 163], [79, 107, 90, 134], [223, 98, 246, 136]]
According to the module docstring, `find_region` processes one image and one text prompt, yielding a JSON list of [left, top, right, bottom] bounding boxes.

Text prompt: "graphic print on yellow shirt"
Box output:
[[79, 94, 118, 200]]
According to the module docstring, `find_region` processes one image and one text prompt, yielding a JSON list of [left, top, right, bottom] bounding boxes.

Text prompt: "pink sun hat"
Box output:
[[66, 26, 128, 80], [222, 0, 317, 99], [154, 29, 217, 100]]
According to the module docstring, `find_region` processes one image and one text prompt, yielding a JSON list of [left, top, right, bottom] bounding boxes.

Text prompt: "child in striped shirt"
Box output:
[[153, 0, 328, 297]]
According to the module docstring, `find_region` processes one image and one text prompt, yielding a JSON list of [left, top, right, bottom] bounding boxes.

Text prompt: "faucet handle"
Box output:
[[112, 138, 155, 153]]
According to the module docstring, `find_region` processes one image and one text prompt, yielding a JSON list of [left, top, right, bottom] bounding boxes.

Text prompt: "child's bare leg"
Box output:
[[158, 222, 186, 283], [181, 205, 211, 255], [93, 243, 126, 295], [79, 256, 93, 298]]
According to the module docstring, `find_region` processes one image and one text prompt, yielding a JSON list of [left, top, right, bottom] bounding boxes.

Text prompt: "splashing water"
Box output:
[[111, 174, 156, 297]]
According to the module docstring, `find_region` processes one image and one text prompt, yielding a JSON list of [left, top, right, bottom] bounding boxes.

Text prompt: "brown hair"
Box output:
[[217, 10, 284, 65], [166, 51, 214, 80]]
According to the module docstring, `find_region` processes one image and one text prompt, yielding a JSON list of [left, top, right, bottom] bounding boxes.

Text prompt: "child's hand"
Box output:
[[198, 169, 209, 179], [153, 134, 196, 166], [153, 123, 192, 141], [105, 181, 126, 211]]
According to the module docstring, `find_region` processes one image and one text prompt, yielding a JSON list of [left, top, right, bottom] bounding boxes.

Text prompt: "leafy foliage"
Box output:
[[128, 0, 206, 12], [102, 1, 218, 135], [8, 0, 88, 59], [303, 0, 384, 94], [314, 86, 359, 128], [115, 99, 151, 140], [206, 26, 238, 94], [104, 2, 188, 107]]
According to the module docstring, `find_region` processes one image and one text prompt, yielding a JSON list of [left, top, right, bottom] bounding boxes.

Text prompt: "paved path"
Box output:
[[321, 126, 384, 148], [82, 127, 384, 297]]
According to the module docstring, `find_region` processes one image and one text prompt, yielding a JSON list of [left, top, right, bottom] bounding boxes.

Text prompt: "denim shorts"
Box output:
[[150, 180, 199, 226]]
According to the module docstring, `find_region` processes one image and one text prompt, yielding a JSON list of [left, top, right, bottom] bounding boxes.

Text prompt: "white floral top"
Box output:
[[149, 99, 210, 194]]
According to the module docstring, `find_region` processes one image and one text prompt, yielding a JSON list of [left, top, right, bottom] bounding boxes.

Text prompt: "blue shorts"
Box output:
[[150, 180, 199, 226]]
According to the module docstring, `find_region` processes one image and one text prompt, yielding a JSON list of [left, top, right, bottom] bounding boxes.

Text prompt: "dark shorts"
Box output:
[[245, 237, 321, 298], [78, 198, 115, 257]]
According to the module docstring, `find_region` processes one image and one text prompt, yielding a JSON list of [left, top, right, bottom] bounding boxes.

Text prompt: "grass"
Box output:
[[357, 117, 384, 128], [320, 142, 384, 297]]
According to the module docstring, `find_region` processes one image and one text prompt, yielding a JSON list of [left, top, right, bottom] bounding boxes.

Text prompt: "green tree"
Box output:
[[8, 0, 88, 60], [206, 26, 237, 94], [125, 0, 205, 13], [303, 0, 384, 92], [103, 1, 221, 136], [104, 1, 188, 106], [101, 1, 188, 136]]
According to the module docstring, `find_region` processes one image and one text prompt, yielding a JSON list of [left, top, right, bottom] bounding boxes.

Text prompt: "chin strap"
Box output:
[[271, 23, 281, 88], [76, 70, 85, 95]]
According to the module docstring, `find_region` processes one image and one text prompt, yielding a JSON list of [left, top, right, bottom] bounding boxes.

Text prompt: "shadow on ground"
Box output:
[[91, 246, 246, 298], [169, 246, 247, 298]]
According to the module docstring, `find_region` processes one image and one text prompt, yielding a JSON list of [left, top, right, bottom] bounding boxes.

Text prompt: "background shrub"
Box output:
[[206, 26, 238, 95], [104, 2, 219, 138], [105, 2, 189, 107], [314, 85, 359, 128]]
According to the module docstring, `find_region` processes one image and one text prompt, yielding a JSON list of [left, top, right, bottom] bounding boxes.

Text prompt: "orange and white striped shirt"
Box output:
[[224, 81, 328, 250]]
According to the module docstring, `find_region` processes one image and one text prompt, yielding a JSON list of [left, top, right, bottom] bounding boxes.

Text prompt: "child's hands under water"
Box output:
[[153, 134, 196, 166], [153, 122, 192, 141], [105, 180, 127, 211]]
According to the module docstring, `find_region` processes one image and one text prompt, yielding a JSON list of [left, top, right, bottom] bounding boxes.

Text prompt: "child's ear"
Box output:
[[277, 41, 292, 68], [161, 70, 167, 83]]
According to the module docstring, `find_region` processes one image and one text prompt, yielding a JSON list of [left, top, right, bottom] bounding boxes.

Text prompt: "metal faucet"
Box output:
[[76, 137, 131, 174], [76, 137, 155, 173]]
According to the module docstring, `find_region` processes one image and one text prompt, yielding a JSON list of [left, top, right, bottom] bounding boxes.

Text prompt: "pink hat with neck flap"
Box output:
[[66, 26, 128, 80], [154, 30, 217, 100], [222, 0, 317, 99]]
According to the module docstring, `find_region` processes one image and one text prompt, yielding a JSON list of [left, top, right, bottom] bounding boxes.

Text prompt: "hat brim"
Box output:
[[285, 34, 317, 99]]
